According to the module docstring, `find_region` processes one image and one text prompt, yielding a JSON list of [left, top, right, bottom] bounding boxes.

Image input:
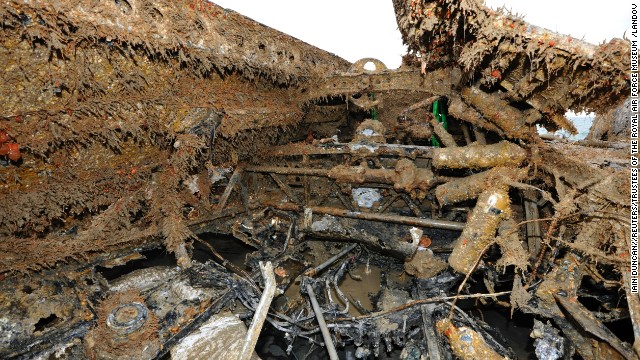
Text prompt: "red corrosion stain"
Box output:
[[0, 131, 10, 143], [7, 143, 21, 162], [419, 235, 432, 248]]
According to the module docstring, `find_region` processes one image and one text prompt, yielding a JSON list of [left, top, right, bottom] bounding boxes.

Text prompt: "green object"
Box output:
[[431, 99, 447, 147], [369, 93, 377, 120]]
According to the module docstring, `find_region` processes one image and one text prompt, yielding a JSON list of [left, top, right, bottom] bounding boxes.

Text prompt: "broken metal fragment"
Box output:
[[171, 312, 259, 360], [555, 294, 636, 360], [304, 214, 419, 259], [523, 189, 543, 259], [421, 304, 444, 360], [495, 220, 529, 271], [530, 320, 567, 360]]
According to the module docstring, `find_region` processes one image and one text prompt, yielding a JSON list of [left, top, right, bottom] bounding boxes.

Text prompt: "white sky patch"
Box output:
[[212, 0, 406, 68], [213, 1, 628, 69]]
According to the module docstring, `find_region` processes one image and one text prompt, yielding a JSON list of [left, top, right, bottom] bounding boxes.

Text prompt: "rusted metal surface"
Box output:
[[305, 205, 464, 232], [0, 0, 349, 273], [432, 141, 527, 169], [448, 189, 510, 274], [436, 318, 507, 360], [392, 0, 629, 121], [266, 141, 436, 158], [436, 166, 525, 205]]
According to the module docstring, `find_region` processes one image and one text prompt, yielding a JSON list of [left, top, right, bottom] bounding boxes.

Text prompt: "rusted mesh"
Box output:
[[0, 0, 349, 273]]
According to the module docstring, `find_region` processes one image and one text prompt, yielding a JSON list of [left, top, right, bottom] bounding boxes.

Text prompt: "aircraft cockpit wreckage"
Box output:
[[0, 0, 635, 359]]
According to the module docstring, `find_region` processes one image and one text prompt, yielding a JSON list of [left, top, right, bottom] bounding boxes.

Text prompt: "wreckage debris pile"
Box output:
[[0, 0, 637, 359]]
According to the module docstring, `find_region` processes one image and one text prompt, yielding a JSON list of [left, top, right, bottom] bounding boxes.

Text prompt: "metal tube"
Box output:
[[262, 202, 464, 232], [432, 141, 526, 169], [307, 206, 465, 231], [448, 190, 509, 274], [245, 165, 329, 177], [435, 167, 524, 205], [306, 283, 339, 360], [266, 142, 434, 158], [305, 243, 359, 277], [218, 168, 243, 211], [239, 261, 277, 360], [421, 304, 444, 360]]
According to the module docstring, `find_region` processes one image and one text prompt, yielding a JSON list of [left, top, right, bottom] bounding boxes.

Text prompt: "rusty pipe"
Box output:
[[263, 202, 464, 231], [245, 165, 329, 177], [306, 206, 464, 231]]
